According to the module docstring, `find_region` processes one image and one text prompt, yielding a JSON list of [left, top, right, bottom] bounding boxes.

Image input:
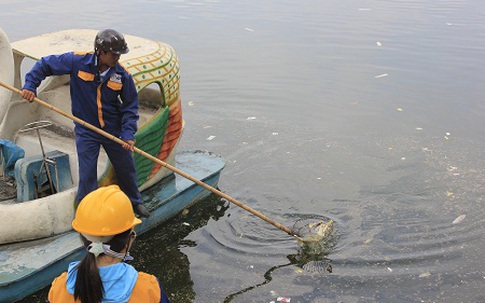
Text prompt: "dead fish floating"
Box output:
[[294, 219, 334, 245]]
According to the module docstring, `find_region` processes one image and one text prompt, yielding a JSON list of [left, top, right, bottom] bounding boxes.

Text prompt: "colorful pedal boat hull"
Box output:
[[0, 28, 185, 244]]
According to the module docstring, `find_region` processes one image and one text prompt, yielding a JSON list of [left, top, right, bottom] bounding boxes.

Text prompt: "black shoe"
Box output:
[[134, 204, 151, 218]]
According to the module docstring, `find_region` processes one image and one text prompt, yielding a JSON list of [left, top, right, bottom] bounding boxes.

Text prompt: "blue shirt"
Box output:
[[64, 261, 170, 303]]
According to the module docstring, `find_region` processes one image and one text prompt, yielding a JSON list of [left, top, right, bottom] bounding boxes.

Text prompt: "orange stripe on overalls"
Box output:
[[96, 85, 104, 128]]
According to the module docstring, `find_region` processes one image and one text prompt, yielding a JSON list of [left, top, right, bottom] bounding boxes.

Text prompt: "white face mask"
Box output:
[[87, 242, 134, 262], [83, 230, 136, 262]]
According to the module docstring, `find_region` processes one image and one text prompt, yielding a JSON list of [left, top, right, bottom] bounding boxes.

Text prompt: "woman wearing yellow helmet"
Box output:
[[47, 185, 170, 303]]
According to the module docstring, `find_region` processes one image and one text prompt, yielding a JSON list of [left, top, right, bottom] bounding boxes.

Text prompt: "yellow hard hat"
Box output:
[[72, 185, 142, 236]]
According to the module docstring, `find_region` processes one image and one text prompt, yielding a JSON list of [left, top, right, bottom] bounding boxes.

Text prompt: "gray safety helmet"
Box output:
[[94, 29, 129, 55]]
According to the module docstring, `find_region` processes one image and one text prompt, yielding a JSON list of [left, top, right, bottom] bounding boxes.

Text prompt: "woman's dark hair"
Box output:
[[74, 229, 132, 303]]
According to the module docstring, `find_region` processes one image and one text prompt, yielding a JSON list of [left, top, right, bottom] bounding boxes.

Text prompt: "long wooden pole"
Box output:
[[0, 81, 296, 236]]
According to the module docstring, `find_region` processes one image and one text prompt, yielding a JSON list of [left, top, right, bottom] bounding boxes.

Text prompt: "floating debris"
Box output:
[[397, 108, 403, 111], [446, 191, 453, 197], [247, 116, 256, 120], [375, 73, 388, 78], [272, 132, 278, 135], [244, 27, 255, 32], [376, 41, 382, 47], [182, 222, 190, 226], [207, 135, 216, 140], [358, 8, 372, 11], [188, 100, 195, 106], [277, 297, 291, 302], [452, 214, 466, 225], [416, 127, 423, 131], [419, 272, 431, 278], [387, 267, 393, 272]]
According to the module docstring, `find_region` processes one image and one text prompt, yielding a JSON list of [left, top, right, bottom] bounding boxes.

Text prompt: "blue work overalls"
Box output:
[[23, 51, 142, 205]]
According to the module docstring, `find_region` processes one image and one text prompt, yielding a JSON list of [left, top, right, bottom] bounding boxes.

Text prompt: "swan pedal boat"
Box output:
[[0, 28, 224, 302]]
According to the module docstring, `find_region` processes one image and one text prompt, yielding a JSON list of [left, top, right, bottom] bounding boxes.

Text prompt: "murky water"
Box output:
[[3, 0, 485, 302]]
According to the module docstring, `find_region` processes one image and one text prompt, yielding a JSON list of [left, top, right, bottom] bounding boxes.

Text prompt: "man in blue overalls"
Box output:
[[21, 29, 150, 218]]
